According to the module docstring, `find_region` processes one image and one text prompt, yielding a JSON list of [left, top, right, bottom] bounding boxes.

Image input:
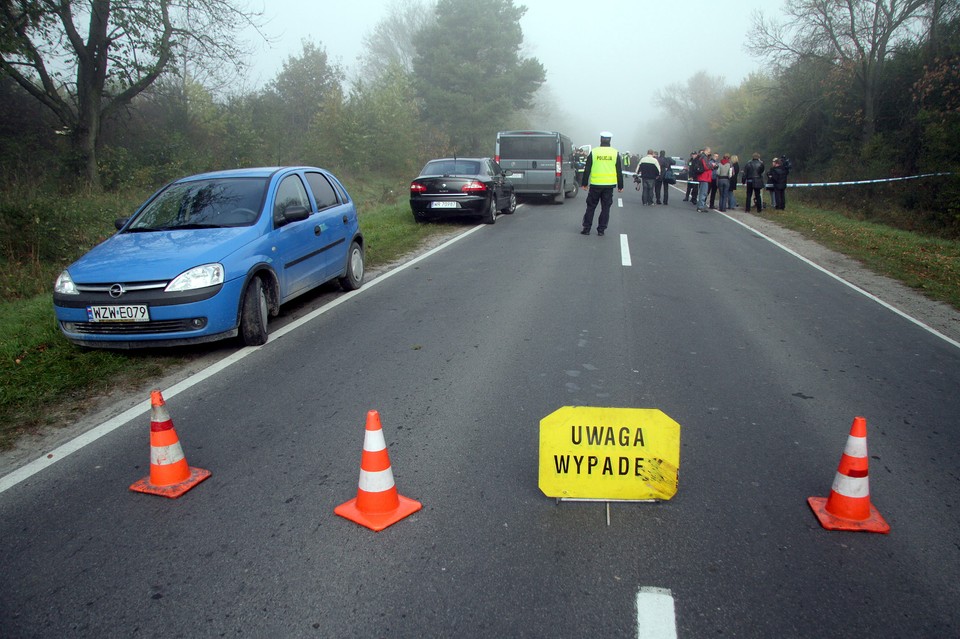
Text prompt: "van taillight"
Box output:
[[555, 156, 562, 176], [495, 155, 500, 164]]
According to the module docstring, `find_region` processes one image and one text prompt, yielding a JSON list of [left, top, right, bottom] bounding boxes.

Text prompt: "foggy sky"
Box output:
[[246, 0, 780, 154]]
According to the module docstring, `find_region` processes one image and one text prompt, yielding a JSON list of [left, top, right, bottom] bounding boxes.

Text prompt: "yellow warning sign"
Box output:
[[538, 406, 680, 500]]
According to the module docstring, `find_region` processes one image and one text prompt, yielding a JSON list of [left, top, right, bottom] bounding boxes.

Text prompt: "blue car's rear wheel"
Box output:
[[339, 241, 364, 291]]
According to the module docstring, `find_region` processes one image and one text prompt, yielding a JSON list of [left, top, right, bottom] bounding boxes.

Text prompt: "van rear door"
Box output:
[[497, 134, 561, 196]]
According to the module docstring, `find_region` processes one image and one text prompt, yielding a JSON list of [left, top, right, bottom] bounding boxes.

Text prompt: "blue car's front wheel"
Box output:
[[240, 277, 269, 346]]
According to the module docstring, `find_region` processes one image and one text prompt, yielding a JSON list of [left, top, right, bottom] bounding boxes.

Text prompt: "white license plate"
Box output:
[[506, 172, 524, 178], [87, 305, 150, 322], [431, 201, 458, 209]]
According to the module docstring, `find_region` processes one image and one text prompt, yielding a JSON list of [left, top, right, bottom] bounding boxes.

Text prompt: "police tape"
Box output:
[[779, 172, 951, 188], [663, 172, 953, 188]]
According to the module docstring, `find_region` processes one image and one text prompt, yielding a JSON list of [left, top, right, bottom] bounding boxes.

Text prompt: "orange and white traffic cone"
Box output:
[[335, 410, 422, 531], [130, 390, 211, 498], [807, 416, 890, 533]]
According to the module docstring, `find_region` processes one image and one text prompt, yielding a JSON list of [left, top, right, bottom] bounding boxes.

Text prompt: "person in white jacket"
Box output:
[[637, 150, 661, 206]]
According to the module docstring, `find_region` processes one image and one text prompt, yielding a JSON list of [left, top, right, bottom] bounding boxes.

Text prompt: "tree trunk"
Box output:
[[73, 115, 101, 190], [74, 0, 110, 189], [862, 80, 876, 150]]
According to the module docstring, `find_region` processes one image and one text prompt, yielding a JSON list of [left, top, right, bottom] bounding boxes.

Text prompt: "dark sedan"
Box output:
[[409, 157, 517, 224]]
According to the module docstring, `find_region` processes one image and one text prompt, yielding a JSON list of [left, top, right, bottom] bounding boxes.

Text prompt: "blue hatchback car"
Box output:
[[53, 167, 364, 348]]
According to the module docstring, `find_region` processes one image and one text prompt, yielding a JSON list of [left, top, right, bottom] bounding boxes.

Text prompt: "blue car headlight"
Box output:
[[55, 270, 79, 295], [165, 263, 225, 292]]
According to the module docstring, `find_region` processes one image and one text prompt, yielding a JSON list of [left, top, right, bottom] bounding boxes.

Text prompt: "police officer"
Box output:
[[580, 131, 624, 236]]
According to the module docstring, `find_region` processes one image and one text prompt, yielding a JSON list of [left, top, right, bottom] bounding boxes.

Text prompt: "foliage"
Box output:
[[412, 0, 545, 154], [654, 72, 729, 152], [0, 187, 149, 299], [0, 0, 263, 187], [266, 41, 345, 165], [358, 0, 434, 80], [747, 0, 929, 147]]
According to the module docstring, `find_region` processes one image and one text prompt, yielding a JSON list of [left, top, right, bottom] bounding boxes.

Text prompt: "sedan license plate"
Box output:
[[431, 201, 458, 209], [87, 305, 150, 322]]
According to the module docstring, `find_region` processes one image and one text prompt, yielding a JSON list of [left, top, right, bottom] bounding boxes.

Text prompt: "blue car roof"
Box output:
[[174, 167, 325, 182]]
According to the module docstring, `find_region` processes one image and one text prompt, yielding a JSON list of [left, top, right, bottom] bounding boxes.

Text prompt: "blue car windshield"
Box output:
[[128, 178, 268, 230]]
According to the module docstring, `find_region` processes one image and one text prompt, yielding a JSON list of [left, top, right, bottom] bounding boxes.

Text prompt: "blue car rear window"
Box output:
[[130, 178, 269, 230]]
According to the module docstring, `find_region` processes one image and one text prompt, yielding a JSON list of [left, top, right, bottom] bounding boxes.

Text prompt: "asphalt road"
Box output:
[[2, 185, 959, 638]]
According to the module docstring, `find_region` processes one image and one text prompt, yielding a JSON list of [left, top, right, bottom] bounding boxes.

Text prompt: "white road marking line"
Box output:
[[718, 212, 960, 350], [620, 234, 632, 266], [618, 198, 624, 207], [636, 587, 677, 639]]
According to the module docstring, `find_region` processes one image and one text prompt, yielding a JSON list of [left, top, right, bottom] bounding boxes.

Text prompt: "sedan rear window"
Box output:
[[130, 178, 268, 230], [421, 160, 481, 176]]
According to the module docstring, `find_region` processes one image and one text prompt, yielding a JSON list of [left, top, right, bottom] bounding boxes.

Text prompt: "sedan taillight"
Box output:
[[410, 181, 427, 194], [461, 181, 487, 193]]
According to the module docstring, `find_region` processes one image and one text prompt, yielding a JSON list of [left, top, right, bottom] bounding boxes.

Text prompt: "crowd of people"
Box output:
[[577, 131, 792, 238], [680, 148, 791, 212]]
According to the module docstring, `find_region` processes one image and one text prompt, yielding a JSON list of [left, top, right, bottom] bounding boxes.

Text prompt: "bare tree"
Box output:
[[746, 0, 929, 149], [654, 72, 728, 149], [358, 0, 434, 80], [0, 1, 263, 188]]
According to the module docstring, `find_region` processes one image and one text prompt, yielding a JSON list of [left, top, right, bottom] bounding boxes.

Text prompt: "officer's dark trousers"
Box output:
[[582, 186, 614, 231]]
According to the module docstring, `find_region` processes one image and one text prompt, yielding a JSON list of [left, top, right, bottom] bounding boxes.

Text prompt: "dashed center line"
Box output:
[[636, 587, 677, 639], [620, 233, 632, 266]]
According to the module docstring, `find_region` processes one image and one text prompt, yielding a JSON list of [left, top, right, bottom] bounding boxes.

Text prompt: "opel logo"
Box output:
[[109, 284, 125, 298]]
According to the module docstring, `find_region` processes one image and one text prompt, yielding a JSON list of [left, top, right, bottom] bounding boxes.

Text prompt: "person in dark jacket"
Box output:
[[683, 151, 698, 203], [707, 152, 719, 209], [655, 150, 671, 205], [727, 154, 740, 209], [742, 153, 765, 213], [767, 157, 788, 210]]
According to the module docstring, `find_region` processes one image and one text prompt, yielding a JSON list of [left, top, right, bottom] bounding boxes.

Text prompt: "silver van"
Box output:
[[495, 130, 579, 201]]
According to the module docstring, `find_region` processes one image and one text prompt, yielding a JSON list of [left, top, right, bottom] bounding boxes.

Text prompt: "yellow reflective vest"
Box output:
[[589, 146, 619, 186]]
